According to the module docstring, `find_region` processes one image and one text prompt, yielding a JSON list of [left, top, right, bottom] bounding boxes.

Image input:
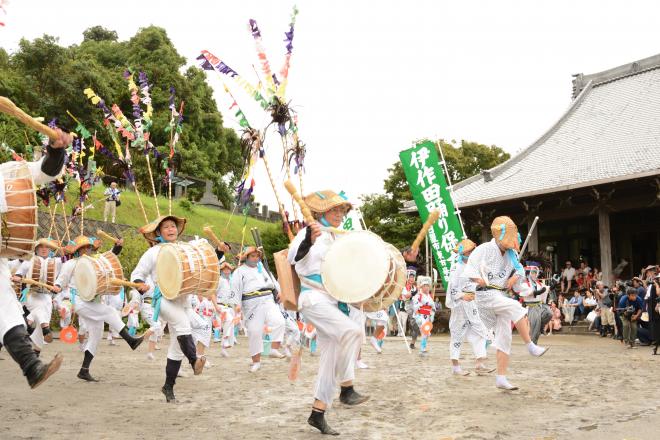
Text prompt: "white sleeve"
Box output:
[[55, 260, 73, 288], [27, 156, 64, 185], [287, 229, 307, 264], [16, 260, 32, 278], [462, 245, 484, 281], [131, 247, 156, 283], [230, 268, 243, 303]]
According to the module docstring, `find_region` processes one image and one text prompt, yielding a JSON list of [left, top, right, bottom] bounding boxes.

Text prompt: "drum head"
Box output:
[[321, 231, 389, 303], [74, 257, 99, 301], [156, 244, 183, 300]]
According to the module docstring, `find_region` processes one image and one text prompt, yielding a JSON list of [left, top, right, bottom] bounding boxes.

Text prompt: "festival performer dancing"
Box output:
[[13, 238, 62, 352], [103, 287, 125, 346], [281, 304, 301, 358], [128, 276, 164, 360], [515, 264, 551, 344], [446, 239, 492, 376], [412, 276, 436, 356], [462, 216, 548, 391], [216, 261, 238, 356], [230, 246, 286, 372], [288, 190, 369, 436], [131, 215, 207, 403], [364, 309, 388, 354], [54, 235, 143, 381], [0, 127, 69, 388], [190, 293, 216, 367]]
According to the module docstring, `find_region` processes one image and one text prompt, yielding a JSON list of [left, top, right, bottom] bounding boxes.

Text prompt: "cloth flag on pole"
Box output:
[[399, 140, 464, 288]]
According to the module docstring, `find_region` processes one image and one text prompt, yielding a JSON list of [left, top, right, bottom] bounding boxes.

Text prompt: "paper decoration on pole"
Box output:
[[399, 140, 465, 288]]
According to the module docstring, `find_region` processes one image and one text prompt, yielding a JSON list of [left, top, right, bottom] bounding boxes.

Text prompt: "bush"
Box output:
[[260, 226, 290, 271], [178, 198, 193, 212]]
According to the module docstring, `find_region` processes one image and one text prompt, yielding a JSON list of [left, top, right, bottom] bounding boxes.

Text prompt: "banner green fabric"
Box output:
[[399, 140, 464, 288]]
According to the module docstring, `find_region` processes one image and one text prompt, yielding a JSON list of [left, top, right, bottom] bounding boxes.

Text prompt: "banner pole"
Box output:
[[435, 140, 467, 239]]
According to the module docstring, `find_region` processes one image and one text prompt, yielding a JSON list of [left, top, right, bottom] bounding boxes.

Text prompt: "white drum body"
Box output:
[[74, 252, 124, 301], [321, 230, 405, 310], [156, 239, 219, 300]]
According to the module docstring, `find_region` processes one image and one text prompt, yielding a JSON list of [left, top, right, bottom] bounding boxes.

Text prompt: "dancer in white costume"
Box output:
[[231, 246, 285, 372], [281, 304, 301, 358], [131, 215, 207, 403], [412, 276, 436, 356], [0, 128, 69, 388], [462, 216, 548, 391], [128, 276, 165, 360], [216, 261, 238, 356], [447, 239, 493, 376], [103, 285, 125, 346], [54, 235, 143, 382], [190, 294, 216, 367], [288, 190, 369, 436], [364, 309, 388, 354], [515, 265, 551, 344], [14, 238, 62, 351]]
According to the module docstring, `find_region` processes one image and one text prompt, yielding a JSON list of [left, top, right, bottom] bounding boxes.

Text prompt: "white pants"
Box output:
[[476, 292, 527, 355], [25, 292, 53, 326], [140, 301, 164, 343], [450, 327, 487, 360], [0, 271, 28, 342], [397, 310, 408, 335], [158, 296, 192, 361], [221, 306, 236, 348], [107, 308, 122, 338], [300, 294, 363, 406], [188, 309, 212, 348], [242, 296, 285, 357], [74, 300, 126, 355], [449, 302, 489, 361]]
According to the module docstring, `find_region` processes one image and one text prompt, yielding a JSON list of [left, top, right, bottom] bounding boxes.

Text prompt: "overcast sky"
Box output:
[[2, 0, 660, 213]]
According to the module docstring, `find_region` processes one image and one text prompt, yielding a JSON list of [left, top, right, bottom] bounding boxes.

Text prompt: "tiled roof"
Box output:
[[448, 54, 660, 208]]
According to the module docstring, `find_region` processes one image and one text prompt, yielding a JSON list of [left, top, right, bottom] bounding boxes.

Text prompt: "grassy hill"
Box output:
[[43, 185, 276, 245]]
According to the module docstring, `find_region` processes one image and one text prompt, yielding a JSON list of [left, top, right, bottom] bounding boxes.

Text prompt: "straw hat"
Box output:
[[65, 235, 102, 255], [36, 238, 60, 251], [139, 215, 186, 244], [219, 261, 235, 271], [303, 190, 352, 214], [454, 239, 476, 256], [490, 216, 520, 251], [237, 246, 263, 262]]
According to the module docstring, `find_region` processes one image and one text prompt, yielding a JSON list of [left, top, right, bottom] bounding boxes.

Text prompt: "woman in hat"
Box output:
[[287, 190, 369, 436], [216, 261, 238, 356], [230, 245, 286, 372], [131, 215, 208, 403], [13, 238, 62, 353], [515, 265, 551, 344], [446, 239, 493, 376], [53, 235, 142, 381], [461, 216, 548, 391]]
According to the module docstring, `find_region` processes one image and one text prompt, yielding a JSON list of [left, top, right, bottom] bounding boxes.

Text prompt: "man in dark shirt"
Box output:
[[618, 288, 644, 348]]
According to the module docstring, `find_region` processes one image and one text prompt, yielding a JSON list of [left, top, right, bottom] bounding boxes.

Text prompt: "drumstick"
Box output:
[[109, 278, 143, 290], [0, 97, 59, 141], [411, 210, 440, 252], [203, 226, 227, 251], [22, 278, 57, 292], [96, 229, 118, 244]]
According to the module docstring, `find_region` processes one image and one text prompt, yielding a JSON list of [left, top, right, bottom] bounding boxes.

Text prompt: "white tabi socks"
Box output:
[[496, 375, 518, 391], [526, 342, 549, 357]]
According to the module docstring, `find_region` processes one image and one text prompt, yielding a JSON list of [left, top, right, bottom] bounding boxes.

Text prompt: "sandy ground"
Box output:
[[0, 333, 658, 440]]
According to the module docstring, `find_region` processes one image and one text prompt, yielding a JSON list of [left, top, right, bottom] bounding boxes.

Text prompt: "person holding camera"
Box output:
[[617, 287, 644, 349], [103, 181, 121, 223]]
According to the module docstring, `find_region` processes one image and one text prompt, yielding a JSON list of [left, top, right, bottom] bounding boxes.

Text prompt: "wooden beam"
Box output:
[[598, 207, 613, 285]]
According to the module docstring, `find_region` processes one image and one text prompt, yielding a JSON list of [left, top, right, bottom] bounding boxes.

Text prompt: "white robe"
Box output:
[[288, 228, 362, 406]]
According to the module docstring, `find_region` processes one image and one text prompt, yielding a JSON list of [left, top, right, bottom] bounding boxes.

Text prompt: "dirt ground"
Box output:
[[0, 333, 658, 440]]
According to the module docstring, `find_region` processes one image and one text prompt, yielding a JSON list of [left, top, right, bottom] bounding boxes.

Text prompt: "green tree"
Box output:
[[82, 26, 119, 42], [361, 139, 510, 247]]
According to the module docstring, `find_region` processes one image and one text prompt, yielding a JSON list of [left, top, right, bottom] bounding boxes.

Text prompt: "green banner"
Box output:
[[399, 140, 464, 288]]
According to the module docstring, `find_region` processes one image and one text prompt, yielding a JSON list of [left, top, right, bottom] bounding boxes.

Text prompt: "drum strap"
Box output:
[[152, 286, 163, 321]]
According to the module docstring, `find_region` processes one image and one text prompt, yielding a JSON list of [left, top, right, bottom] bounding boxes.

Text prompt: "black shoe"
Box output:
[[77, 368, 99, 382], [120, 328, 144, 351], [339, 386, 370, 406], [162, 384, 176, 403], [409, 343, 415, 349], [27, 354, 63, 389], [308, 409, 339, 435]]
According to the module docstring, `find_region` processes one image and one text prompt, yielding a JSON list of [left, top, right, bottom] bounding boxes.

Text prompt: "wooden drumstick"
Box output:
[[203, 226, 228, 251], [22, 278, 57, 292], [411, 210, 440, 252], [109, 278, 143, 289], [284, 180, 314, 224], [96, 229, 119, 244], [0, 97, 59, 141]]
